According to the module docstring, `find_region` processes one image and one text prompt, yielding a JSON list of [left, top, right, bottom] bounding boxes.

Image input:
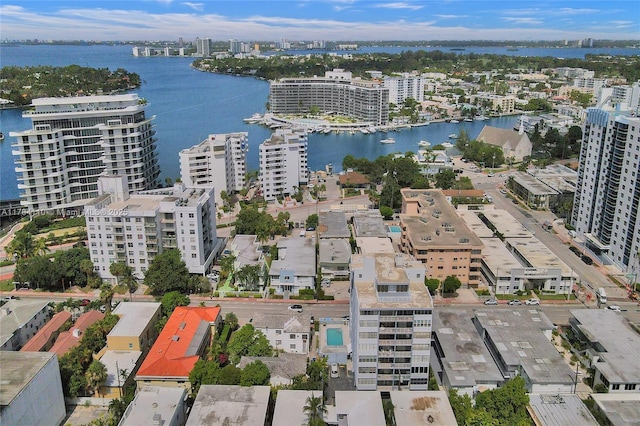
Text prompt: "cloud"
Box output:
[[502, 17, 543, 25], [373, 2, 424, 11], [434, 15, 469, 19], [557, 8, 599, 15], [182, 2, 204, 12]]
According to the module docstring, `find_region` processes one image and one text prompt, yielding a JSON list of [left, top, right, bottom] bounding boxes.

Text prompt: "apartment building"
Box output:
[[252, 312, 311, 354], [0, 300, 51, 351], [474, 94, 516, 114], [10, 94, 160, 212], [573, 77, 606, 96], [85, 175, 219, 279], [269, 70, 390, 125], [400, 189, 484, 288], [350, 253, 433, 391], [259, 129, 308, 201], [179, 132, 248, 207], [107, 302, 162, 354], [268, 237, 316, 295], [571, 105, 640, 274], [383, 73, 425, 105]]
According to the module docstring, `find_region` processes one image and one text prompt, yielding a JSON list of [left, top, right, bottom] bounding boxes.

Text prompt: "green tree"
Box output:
[[13, 255, 63, 291], [303, 394, 327, 426], [224, 312, 239, 331], [100, 283, 114, 314], [218, 364, 242, 385], [306, 213, 319, 229], [55, 246, 92, 288], [434, 170, 457, 190], [442, 275, 462, 295], [466, 409, 499, 426], [475, 376, 530, 425], [227, 324, 272, 364], [109, 262, 130, 286], [85, 360, 107, 397], [425, 278, 440, 296], [144, 249, 192, 295], [5, 231, 36, 259], [240, 360, 270, 386], [159, 291, 191, 316], [379, 206, 394, 220], [449, 389, 473, 425], [235, 264, 262, 291], [189, 359, 222, 394], [219, 254, 237, 280]]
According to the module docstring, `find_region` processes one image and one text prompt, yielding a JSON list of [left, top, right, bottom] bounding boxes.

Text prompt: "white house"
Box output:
[[268, 237, 316, 295]]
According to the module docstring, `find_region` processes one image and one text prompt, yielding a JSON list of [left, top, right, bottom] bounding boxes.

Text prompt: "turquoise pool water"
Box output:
[[326, 328, 344, 346], [388, 225, 401, 233]]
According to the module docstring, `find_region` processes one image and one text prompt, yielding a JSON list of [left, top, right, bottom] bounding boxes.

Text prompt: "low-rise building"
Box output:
[[119, 386, 187, 426], [237, 353, 307, 386], [136, 306, 221, 388], [476, 125, 532, 162], [185, 385, 270, 426], [338, 171, 371, 190], [98, 350, 142, 399], [252, 312, 311, 354], [107, 302, 162, 354], [20, 311, 71, 353], [0, 351, 65, 426], [269, 237, 316, 295], [508, 172, 560, 210], [327, 391, 386, 426], [229, 234, 265, 290], [355, 236, 396, 255], [389, 390, 457, 426], [474, 94, 516, 114], [528, 394, 598, 426], [352, 210, 388, 238], [273, 390, 323, 426], [0, 300, 50, 351], [318, 210, 350, 239], [590, 393, 640, 425], [49, 310, 104, 356], [319, 239, 351, 278]]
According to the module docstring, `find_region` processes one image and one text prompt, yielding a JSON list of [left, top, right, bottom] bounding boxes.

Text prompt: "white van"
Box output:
[[597, 288, 607, 304], [299, 230, 306, 237]]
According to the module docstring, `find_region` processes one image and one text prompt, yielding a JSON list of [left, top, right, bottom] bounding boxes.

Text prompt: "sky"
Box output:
[[1, 1, 638, 42]]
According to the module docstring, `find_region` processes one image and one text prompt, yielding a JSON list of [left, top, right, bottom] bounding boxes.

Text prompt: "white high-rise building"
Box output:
[[196, 38, 212, 57], [179, 133, 249, 208], [350, 253, 433, 391], [383, 74, 425, 105], [84, 176, 219, 279], [259, 129, 308, 201], [572, 100, 640, 277], [10, 94, 159, 212]]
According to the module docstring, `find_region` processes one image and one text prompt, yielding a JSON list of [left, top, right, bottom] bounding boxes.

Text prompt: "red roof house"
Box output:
[[20, 311, 71, 352], [49, 310, 104, 356], [135, 306, 221, 387]]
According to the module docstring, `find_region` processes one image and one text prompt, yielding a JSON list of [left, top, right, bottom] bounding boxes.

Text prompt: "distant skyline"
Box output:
[[1, 1, 638, 42]]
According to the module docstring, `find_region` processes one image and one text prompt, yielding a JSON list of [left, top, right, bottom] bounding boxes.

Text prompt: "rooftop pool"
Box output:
[[388, 225, 401, 233]]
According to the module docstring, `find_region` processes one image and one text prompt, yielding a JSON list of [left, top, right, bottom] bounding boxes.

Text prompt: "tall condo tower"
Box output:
[[259, 129, 308, 201]]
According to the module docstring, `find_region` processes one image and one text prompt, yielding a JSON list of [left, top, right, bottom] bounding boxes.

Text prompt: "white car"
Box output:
[[606, 305, 621, 312], [330, 364, 339, 378], [525, 298, 540, 306], [288, 304, 303, 313]]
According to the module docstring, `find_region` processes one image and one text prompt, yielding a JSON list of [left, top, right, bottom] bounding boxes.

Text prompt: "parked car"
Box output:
[[525, 298, 540, 306], [606, 305, 621, 312], [499, 189, 507, 194], [310, 316, 315, 324], [569, 246, 582, 256], [581, 255, 594, 265], [508, 299, 522, 306], [79, 298, 91, 306], [288, 304, 303, 313], [484, 299, 498, 305], [487, 173, 495, 177], [330, 363, 339, 378]]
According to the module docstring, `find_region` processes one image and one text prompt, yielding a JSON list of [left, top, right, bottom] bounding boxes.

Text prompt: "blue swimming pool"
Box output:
[[326, 328, 344, 346], [388, 225, 401, 233]]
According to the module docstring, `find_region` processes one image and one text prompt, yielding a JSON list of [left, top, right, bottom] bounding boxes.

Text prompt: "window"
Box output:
[[290, 344, 296, 349], [276, 330, 282, 335], [290, 334, 296, 339], [128, 343, 133, 349]]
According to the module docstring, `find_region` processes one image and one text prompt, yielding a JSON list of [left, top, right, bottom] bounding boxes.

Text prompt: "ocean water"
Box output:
[[2, 43, 623, 200]]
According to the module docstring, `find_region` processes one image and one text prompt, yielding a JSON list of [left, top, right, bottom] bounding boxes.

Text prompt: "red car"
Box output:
[[79, 299, 91, 306]]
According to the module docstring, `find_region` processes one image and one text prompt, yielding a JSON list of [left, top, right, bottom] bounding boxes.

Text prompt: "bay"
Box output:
[[2, 43, 619, 201]]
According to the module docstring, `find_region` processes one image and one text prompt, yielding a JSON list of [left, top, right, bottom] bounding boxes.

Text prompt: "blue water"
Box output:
[[388, 225, 402, 233], [326, 328, 344, 346], [2, 44, 634, 201]]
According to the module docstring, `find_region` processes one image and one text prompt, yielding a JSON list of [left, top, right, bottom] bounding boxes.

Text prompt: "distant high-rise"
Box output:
[[10, 94, 159, 212], [259, 129, 308, 201], [196, 37, 212, 57], [383, 74, 425, 105], [229, 39, 242, 54]]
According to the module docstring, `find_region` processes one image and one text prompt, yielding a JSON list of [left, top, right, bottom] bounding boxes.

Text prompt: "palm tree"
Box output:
[[85, 360, 107, 397], [34, 237, 49, 256], [100, 283, 114, 314], [303, 394, 327, 426], [219, 254, 236, 280], [5, 232, 36, 259], [79, 259, 95, 285]]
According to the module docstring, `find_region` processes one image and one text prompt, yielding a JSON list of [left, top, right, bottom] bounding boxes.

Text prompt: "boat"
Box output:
[[323, 128, 332, 134], [418, 140, 431, 147], [0, 132, 4, 141], [441, 142, 454, 148], [449, 119, 460, 124], [360, 128, 369, 134], [243, 113, 262, 123], [475, 115, 488, 121], [464, 118, 473, 122], [368, 126, 377, 134], [380, 138, 396, 144], [448, 134, 458, 139]]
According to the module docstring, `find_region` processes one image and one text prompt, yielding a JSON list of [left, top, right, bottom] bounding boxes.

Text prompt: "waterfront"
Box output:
[[0, 43, 618, 200]]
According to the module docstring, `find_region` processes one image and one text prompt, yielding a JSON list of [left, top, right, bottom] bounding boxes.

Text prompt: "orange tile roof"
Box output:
[[49, 310, 104, 356], [339, 171, 370, 186], [136, 307, 221, 379], [20, 311, 72, 352]]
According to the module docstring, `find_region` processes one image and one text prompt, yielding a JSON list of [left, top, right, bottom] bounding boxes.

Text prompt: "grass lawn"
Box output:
[[0, 279, 14, 292], [538, 293, 577, 300]]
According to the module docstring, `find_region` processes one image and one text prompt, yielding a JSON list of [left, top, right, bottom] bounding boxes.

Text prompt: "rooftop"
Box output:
[[352, 210, 387, 238], [477, 125, 529, 148], [20, 311, 71, 353], [50, 310, 104, 356], [478, 209, 533, 238], [511, 171, 560, 196], [318, 210, 350, 239], [0, 351, 60, 407], [432, 309, 504, 388], [339, 171, 370, 186], [237, 353, 307, 382], [270, 237, 316, 277], [528, 394, 598, 426], [591, 393, 640, 426], [570, 310, 640, 384], [355, 237, 395, 255], [457, 210, 496, 238], [273, 390, 322, 426], [252, 312, 310, 333], [119, 386, 186, 426], [185, 385, 270, 426], [319, 239, 352, 265], [100, 350, 142, 387], [0, 300, 50, 348], [231, 235, 262, 267], [479, 238, 525, 276], [136, 306, 220, 379], [328, 391, 385, 426], [389, 390, 457, 426], [506, 238, 572, 274], [109, 302, 161, 339]]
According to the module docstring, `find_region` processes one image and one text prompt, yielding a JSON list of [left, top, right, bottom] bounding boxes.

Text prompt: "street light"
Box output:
[[492, 154, 496, 170]]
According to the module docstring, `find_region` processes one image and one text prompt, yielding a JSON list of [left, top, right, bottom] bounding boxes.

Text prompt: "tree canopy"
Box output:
[[226, 324, 273, 364], [144, 249, 194, 295]]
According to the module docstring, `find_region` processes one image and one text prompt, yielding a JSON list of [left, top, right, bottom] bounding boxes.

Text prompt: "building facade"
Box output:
[[85, 176, 219, 278], [10, 94, 160, 212], [179, 132, 248, 207], [383, 74, 425, 105], [0, 300, 51, 351], [259, 129, 308, 201], [350, 254, 433, 391], [269, 71, 390, 125], [572, 107, 640, 275]]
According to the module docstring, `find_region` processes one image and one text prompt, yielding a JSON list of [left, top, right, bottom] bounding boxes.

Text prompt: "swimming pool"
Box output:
[[326, 328, 344, 346], [388, 225, 401, 233]]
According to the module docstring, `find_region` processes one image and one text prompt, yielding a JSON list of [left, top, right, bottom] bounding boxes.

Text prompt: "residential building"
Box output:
[[98, 349, 141, 399], [508, 171, 561, 210], [474, 309, 574, 393], [400, 189, 484, 287], [319, 239, 351, 278], [237, 353, 307, 386], [179, 132, 249, 207], [252, 312, 311, 354], [10, 94, 160, 212], [389, 391, 457, 426], [328, 391, 386, 425], [136, 306, 221, 388], [259, 129, 309, 201], [229, 234, 265, 289], [350, 253, 433, 391], [431, 308, 504, 397], [0, 352, 65, 426], [318, 210, 350, 239], [528, 394, 598, 426], [269, 71, 390, 125], [20, 311, 71, 353], [49, 310, 104, 356], [338, 171, 371, 190], [268, 237, 316, 295], [107, 302, 162, 353], [590, 393, 640, 425], [475, 94, 516, 114], [273, 390, 322, 426], [569, 310, 640, 393], [573, 77, 606, 96], [85, 175, 219, 278], [553, 67, 595, 80], [0, 300, 51, 351], [476, 125, 532, 162], [383, 73, 425, 105], [352, 210, 388, 238], [195, 37, 212, 57], [571, 106, 640, 275], [119, 386, 187, 426], [186, 385, 270, 426]]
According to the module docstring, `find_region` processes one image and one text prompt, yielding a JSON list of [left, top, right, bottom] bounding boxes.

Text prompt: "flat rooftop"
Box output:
[[506, 238, 572, 274], [231, 235, 262, 267], [591, 393, 640, 426], [389, 391, 457, 426], [474, 309, 574, 385], [109, 302, 160, 339], [270, 237, 316, 277], [273, 390, 321, 426], [512, 171, 559, 196], [458, 210, 495, 238], [252, 312, 310, 333], [318, 210, 350, 238], [480, 238, 525, 275], [353, 210, 388, 238], [186, 385, 270, 426], [319, 239, 351, 265], [570, 310, 640, 385], [479, 210, 533, 238], [355, 237, 395, 255], [100, 350, 141, 387], [529, 394, 598, 426], [433, 309, 504, 388], [329, 391, 385, 426], [120, 386, 186, 426], [0, 351, 58, 406], [0, 300, 50, 348]]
